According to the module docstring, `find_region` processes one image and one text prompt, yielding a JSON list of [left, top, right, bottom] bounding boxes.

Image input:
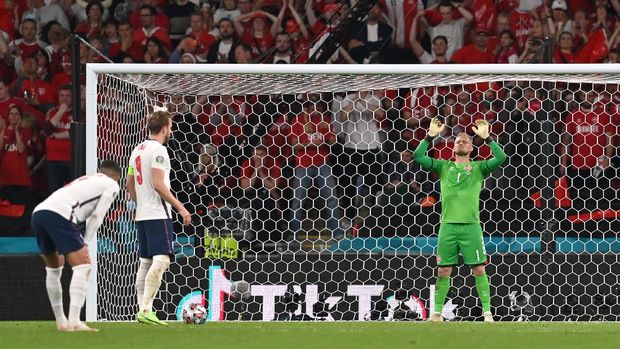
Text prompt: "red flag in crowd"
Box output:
[[575, 28, 609, 63]]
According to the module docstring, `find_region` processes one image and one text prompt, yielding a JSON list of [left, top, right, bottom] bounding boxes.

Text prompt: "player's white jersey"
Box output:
[[34, 173, 120, 225], [128, 139, 172, 221]]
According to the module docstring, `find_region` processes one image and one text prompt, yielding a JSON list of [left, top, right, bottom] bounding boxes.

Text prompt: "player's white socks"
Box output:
[[68, 264, 91, 326], [135, 258, 153, 308], [45, 266, 68, 328], [140, 255, 170, 313]]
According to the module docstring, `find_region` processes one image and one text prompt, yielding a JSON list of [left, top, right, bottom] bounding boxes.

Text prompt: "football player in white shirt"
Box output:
[[31, 160, 122, 332], [126, 110, 191, 325]]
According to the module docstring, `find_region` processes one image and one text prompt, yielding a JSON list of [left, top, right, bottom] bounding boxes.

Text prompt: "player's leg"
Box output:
[[32, 210, 69, 331], [460, 224, 493, 321], [135, 221, 152, 308], [137, 219, 173, 325], [432, 224, 459, 321], [64, 246, 98, 332]]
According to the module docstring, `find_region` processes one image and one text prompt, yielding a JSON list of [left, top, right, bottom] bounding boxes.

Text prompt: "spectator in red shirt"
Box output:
[[451, 26, 495, 64], [0, 105, 31, 204], [554, 31, 576, 63], [289, 98, 343, 239], [233, 11, 278, 62], [74, 1, 104, 38], [11, 56, 56, 112], [8, 18, 45, 68], [0, 0, 19, 41], [130, 0, 170, 33], [186, 12, 216, 57], [561, 89, 616, 211], [132, 4, 172, 54], [144, 37, 169, 63], [43, 85, 72, 192], [0, 79, 26, 122], [495, 29, 519, 63]]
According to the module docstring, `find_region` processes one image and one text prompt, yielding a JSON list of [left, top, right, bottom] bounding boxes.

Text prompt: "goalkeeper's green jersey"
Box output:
[[413, 139, 506, 223]]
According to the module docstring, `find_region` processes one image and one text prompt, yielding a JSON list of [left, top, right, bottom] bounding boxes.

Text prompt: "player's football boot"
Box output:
[[427, 313, 443, 322], [137, 310, 168, 326], [483, 312, 495, 322]]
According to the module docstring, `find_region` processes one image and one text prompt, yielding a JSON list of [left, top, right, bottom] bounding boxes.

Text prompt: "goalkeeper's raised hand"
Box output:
[[472, 119, 490, 140], [428, 117, 445, 138]]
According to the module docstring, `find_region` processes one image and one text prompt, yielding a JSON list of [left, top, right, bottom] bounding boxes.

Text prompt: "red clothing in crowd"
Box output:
[[509, 10, 534, 47], [289, 112, 335, 168], [0, 97, 28, 122], [188, 29, 216, 55], [240, 30, 274, 60], [45, 106, 72, 162], [130, 11, 170, 35], [51, 71, 71, 87], [263, 115, 292, 166], [565, 107, 614, 169], [17, 79, 56, 106], [554, 49, 576, 64], [451, 44, 495, 64], [0, 126, 31, 186], [74, 22, 103, 38], [132, 27, 172, 52], [9, 39, 46, 60]]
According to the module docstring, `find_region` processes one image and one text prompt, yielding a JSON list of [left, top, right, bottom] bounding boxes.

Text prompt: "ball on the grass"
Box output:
[[182, 303, 207, 324]]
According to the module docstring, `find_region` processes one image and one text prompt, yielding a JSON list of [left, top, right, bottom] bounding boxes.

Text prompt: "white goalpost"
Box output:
[[85, 64, 620, 322]]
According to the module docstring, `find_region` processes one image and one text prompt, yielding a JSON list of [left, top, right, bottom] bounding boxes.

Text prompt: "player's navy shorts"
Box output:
[[136, 219, 174, 258], [31, 210, 85, 255]]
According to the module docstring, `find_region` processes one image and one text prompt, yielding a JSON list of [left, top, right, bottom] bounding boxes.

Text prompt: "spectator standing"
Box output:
[[0, 105, 31, 204], [289, 97, 343, 239], [450, 25, 495, 63], [43, 85, 73, 193]]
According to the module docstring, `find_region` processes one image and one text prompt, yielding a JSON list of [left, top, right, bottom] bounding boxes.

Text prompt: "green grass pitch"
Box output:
[[3, 321, 620, 349]]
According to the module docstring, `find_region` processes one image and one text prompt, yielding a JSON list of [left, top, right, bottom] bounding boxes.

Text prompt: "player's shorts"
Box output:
[[31, 210, 85, 255], [436, 223, 486, 267], [136, 219, 174, 258]]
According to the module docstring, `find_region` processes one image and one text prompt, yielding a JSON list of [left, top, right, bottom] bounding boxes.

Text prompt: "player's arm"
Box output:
[[473, 119, 507, 173], [84, 186, 119, 242], [151, 168, 191, 226], [413, 117, 444, 172], [126, 165, 137, 202]]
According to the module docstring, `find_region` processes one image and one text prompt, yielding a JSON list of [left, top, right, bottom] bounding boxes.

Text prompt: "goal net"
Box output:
[[86, 64, 620, 322]]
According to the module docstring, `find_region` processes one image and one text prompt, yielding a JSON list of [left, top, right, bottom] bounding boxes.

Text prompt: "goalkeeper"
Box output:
[[413, 118, 506, 322]]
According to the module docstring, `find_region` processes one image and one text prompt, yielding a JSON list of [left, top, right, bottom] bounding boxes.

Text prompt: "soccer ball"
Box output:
[[182, 303, 207, 324]]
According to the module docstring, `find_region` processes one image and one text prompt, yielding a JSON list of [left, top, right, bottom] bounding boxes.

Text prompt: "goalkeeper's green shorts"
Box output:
[[436, 223, 487, 267]]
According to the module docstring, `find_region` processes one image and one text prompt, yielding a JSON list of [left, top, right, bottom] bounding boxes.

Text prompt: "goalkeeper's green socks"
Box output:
[[475, 274, 491, 313], [434, 276, 450, 314]]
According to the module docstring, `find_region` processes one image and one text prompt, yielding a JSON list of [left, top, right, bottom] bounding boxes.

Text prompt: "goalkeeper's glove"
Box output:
[[428, 117, 445, 138], [472, 119, 490, 140]]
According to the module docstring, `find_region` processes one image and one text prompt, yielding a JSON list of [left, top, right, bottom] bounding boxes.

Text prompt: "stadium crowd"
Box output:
[[0, 0, 619, 245]]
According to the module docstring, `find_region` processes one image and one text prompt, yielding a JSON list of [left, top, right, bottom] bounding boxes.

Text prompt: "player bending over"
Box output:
[[413, 118, 506, 322], [32, 160, 122, 332], [127, 110, 191, 325]]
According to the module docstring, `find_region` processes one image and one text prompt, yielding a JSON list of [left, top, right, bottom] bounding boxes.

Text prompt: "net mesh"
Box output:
[[94, 71, 620, 322]]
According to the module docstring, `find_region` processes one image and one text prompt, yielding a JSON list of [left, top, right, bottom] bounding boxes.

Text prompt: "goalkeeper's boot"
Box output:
[[483, 312, 495, 322], [66, 322, 99, 332], [427, 313, 443, 322], [137, 310, 168, 326]]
